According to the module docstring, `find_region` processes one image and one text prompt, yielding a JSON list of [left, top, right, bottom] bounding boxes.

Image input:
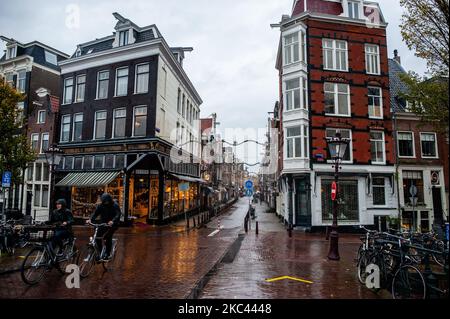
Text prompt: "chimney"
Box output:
[[393, 49, 401, 65]]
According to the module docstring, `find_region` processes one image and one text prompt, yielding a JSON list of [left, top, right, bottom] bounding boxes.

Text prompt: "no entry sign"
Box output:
[[331, 181, 337, 201]]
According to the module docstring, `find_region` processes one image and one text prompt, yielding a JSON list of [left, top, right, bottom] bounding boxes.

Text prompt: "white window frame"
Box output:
[[323, 39, 348, 72], [132, 106, 147, 137], [17, 69, 26, 93], [370, 131, 386, 164], [284, 76, 309, 112], [397, 131, 416, 159], [93, 110, 107, 140], [283, 31, 300, 66], [368, 86, 383, 119], [6, 45, 17, 59], [119, 30, 129, 46], [285, 124, 309, 159], [96, 70, 109, 100], [324, 82, 351, 116], [372, 177, 387, 207], [31, 133, 39, 151], [40, 133, 49, 154], [348, 0, 361, 19], [37, 110, 46, 124], [60, 114, 71, 143], [115, 67, 129, 97], [72, 113, 84, 142], [326, 128, 353, 163], [365, 44, 380, 75], [420, 132, 439, 159], [134, 63, 150, 94], [75, 74, 86, 103], [63, 77, 74, 105], [112, 108, 127, 139]]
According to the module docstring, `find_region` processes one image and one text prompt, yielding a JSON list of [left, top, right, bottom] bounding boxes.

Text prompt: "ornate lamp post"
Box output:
[[44, 144, 64, 219], [325, 132, 349, 261]]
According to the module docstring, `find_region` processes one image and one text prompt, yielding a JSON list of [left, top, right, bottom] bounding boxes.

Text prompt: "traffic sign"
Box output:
[[331, 181, 337, 201], [431, 171, 440, 185], [409, 197, 418, 206], [246, 189, 253, 197], [245, 180, 253, 190], [2, 171, 12, 188]]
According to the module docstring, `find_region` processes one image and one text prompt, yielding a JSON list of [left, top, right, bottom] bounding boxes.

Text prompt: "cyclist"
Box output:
[[87, 193, 121, 261], [47, 199, 74, 256]]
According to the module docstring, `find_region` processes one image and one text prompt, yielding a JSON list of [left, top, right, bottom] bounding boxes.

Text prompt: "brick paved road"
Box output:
[[199, 203, 391, 299], [0, 199, 248, 299]]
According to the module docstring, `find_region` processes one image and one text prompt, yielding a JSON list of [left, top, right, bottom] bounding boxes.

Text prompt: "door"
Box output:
[[432, 187, 443, 225], [294, 178, 311, 227]]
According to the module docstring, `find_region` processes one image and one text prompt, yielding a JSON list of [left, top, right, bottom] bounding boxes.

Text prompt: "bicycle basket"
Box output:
[[24, 226, 55, 242]]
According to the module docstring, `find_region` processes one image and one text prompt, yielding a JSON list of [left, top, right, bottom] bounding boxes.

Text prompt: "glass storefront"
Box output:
[[163, 179, 199, 219], [322, 179, 359, 222], [71, 177, 124, 220]]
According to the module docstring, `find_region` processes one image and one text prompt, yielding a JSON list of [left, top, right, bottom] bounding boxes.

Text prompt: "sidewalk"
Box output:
[[199, 202, 389, 299]]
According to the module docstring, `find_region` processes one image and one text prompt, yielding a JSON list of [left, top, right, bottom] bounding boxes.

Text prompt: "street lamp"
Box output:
[[325, 132, 349, 261], [44, 144, 64, 219]]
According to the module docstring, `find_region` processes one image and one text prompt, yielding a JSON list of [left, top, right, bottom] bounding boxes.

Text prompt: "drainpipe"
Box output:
[[393, 110, 402, 229]]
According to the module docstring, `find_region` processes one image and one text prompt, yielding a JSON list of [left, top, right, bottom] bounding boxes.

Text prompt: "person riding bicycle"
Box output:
[[47, 199, 74, 256], [87, 193, 121, 261]]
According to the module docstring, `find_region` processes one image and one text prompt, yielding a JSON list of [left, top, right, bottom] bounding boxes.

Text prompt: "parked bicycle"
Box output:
[[20, 223, 78, 285], [0, 219, 28, 257], [77, 222, 118, 278], [356, 225, 448, 299]]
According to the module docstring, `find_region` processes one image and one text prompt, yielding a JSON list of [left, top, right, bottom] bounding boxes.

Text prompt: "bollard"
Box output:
[[256, 221, 259, 235], [193, 216, 196, 227], [325, 226, 330, 240], [288, 224, 292, 238], [187, 217, 190, 229], [198, 215, 201, 225], [244, 217, 248, 233]]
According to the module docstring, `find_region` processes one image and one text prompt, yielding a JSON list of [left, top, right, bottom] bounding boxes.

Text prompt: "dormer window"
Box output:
[[44, 51, 58, 65], [6, 46, 17, 59], [348, 1, 361, 19], [119, 30, 129, 46]]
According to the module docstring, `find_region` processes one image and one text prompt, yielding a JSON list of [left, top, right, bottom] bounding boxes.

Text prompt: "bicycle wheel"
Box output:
[[102, 239, 118, 272], [357, 251, 369, 285], [21, 246, 50, 285], [78, 245, 96, 278], [432, 241, 446, 267], [392, 265, 426, 299], [56, 243, 79, 275]]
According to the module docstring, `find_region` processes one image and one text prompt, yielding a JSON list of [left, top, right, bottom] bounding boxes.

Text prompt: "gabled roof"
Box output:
[[388, 58, 409, 113]]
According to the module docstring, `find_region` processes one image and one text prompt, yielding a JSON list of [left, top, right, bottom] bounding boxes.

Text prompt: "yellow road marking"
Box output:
[[265, 276, 313, 284]]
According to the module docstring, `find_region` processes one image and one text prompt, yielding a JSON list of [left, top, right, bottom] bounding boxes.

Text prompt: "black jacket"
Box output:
[[90, 194, 122, 225], [48, 208, 74, 232]]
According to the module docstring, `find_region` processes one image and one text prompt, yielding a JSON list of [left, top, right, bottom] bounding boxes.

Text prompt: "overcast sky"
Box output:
[[0, 0, 427, 167]]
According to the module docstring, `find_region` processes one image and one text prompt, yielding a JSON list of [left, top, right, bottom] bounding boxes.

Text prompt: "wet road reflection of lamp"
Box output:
[[44, 144, 64, 220], [325, 132, 349, 261]]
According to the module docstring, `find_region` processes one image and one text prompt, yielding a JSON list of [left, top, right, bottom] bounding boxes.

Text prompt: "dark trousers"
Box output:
[[52, 229, 72, 253], [95, 226, 117, 257]]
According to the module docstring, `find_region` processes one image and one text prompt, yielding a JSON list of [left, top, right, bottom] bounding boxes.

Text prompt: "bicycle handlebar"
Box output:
[[87, 221, 112, 228]]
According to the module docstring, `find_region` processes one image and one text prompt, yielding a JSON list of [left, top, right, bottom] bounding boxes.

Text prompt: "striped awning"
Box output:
[[56, 171, 120, 187]]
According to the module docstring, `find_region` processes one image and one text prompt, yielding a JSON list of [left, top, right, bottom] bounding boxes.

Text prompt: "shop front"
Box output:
[[56, 152, 204, 225]]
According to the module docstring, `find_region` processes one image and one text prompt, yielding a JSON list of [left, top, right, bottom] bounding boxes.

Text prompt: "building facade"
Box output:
[[55, 13, 203, 225], [0, 36, 68, 220], [389, 55, 449, 232], [275, 0, 398, 230]]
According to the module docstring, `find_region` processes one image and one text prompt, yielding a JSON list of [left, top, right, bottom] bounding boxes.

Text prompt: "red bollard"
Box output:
[[256, 221, 259, 235]]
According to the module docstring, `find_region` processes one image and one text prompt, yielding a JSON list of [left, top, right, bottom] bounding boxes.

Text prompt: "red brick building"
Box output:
[[275, 0, 398, 229], [389, 56, 448, 231]]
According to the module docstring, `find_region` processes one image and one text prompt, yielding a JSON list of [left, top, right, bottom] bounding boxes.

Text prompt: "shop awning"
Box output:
[[56, 171, 121, 187], [169, 173, 207, 184]]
